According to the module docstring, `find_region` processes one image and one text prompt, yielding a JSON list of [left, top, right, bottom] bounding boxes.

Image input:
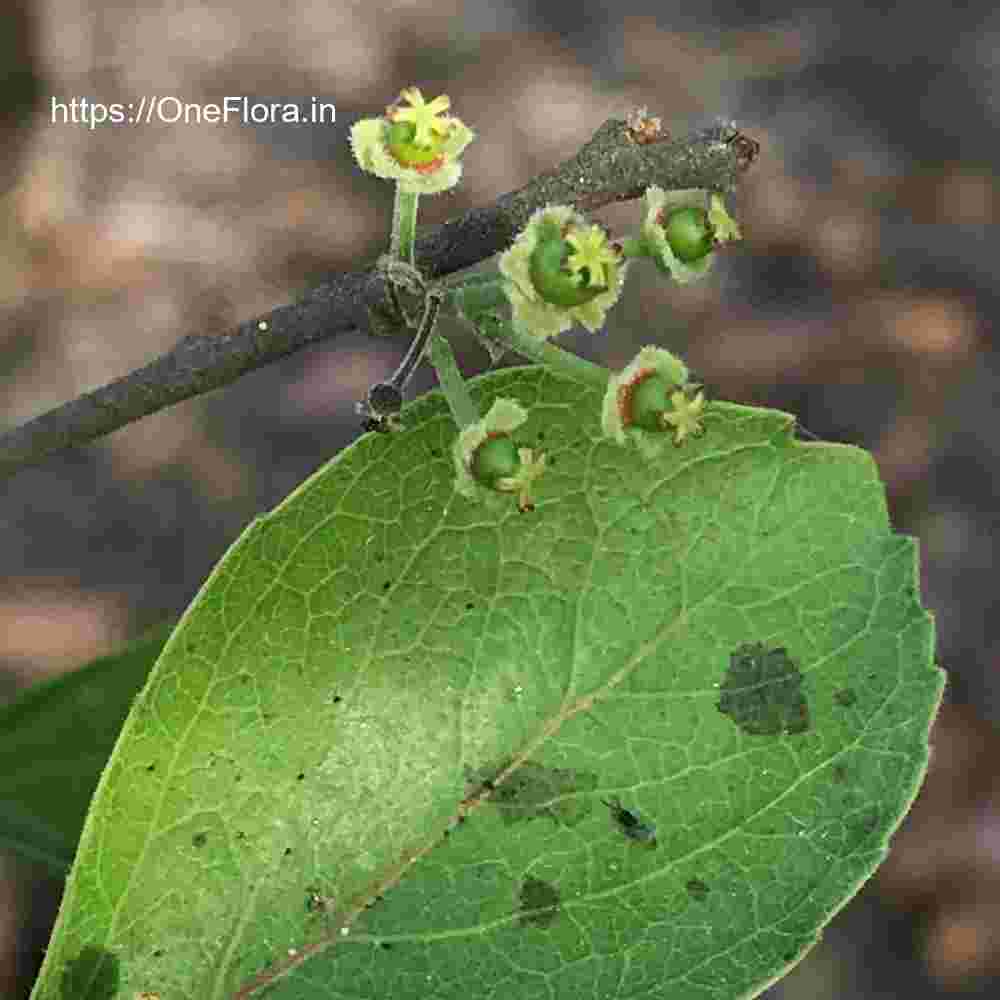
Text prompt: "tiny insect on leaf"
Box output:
[[601, 796, 657, 845]]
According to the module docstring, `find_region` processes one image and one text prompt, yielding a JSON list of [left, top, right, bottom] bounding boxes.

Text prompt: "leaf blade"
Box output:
[[30, 366, 944, 1000]]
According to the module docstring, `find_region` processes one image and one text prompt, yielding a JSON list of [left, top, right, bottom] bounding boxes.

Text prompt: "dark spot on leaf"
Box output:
[[465, 602, 474, 611], [333, 695, 342, 704], [236, 831, 246, 840], [60, 946, 120, 999], [833, 688, 857, 708], [383, 581, 391, 591], [297, 772, 305, 781], [284, 847, 293, 856], [430, 448, 441, 458], [537, 430, 545, 440], [717, 643, 811, 736], [517, 877, 560, 928], [192, 832, 208, 848], [379, 941, 393, 950], [464, 758, 598, 826], [832, 764, 848, 783], [152, 949, 165, 958], [686, 878, 710, 901], [146, 763, 156, 772]]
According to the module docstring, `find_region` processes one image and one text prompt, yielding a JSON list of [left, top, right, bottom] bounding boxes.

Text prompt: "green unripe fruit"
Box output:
[[386, 121, 441, 167], [529, 230, 607, 308], [662, 207, 714, 263], [627, 373, 675, 431], [471, 434, 521, 487]]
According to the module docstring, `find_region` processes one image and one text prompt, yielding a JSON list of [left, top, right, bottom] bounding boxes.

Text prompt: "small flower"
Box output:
[[349, 86, 475, 194], [601, 345, 707, 458], [453, 398, 547, 512], [499, 205, 628, 340], [640, 187, 742, 284]]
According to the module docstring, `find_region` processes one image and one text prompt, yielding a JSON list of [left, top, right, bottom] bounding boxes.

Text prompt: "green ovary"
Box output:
[[529, 230, 607, 308], [386, 121, 443, 167], [662, 207, 714, 263], [471, 435, 521, 487], [627, 374, 674, 431]]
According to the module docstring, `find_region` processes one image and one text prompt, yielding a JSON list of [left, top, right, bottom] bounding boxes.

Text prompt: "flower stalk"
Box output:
[[391, 187, 420, 266], [428, 331, 479, 430]]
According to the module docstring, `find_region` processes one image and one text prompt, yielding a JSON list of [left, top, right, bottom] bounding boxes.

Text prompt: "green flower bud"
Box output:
[[602, 345, 707, 458], [641, 187, 742, 284], [453, 398, 547, 513], [499, 205, 628, 340]]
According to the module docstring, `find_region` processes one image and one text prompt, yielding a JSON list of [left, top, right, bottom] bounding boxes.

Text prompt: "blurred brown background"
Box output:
[[2, 1, 999, 997]]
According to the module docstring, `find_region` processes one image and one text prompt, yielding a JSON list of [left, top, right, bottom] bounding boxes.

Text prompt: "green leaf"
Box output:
[[0, 623, 173, 874], [29, 366, 944, 1000]]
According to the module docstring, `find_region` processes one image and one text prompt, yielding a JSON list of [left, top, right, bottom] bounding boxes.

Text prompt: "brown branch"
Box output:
[[0, 117, 754, 480]]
